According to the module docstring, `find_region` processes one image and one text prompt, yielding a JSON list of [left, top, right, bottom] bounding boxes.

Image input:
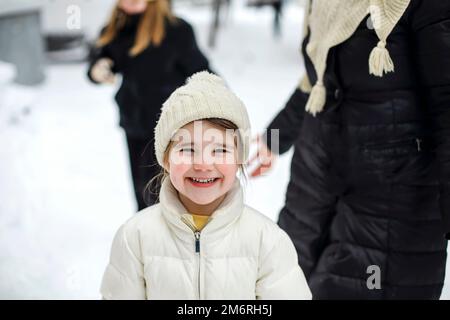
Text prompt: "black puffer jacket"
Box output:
[[88, 15, 211, 138], [266, 0, 450, 299]]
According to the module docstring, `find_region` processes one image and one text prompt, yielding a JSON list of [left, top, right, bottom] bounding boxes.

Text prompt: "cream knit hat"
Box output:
[[154, 71, 251, 166]]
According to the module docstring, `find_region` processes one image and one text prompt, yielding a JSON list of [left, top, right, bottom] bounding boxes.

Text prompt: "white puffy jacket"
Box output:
[[101, 179, 312, 300]]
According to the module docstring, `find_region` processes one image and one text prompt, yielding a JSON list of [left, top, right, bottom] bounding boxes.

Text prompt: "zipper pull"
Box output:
[[194, 231, 201, 253], [416, 138, 422, 152]]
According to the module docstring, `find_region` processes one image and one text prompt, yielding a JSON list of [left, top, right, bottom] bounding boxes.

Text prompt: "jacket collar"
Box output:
[[159, 178, 244, 242]]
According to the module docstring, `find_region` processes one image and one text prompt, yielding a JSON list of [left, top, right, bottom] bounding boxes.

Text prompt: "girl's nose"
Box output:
[[192, 162, 214, 171], [192, 156, 214, 171]]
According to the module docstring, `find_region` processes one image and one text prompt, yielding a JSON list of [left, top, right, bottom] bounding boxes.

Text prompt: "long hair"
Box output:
[[96, 0, 175, 57]]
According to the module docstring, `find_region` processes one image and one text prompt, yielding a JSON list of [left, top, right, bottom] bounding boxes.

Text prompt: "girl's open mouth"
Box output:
[[188, 177, 220, 188]]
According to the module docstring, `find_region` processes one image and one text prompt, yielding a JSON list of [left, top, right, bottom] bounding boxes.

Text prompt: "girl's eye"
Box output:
[[180, 148, 194, 153]]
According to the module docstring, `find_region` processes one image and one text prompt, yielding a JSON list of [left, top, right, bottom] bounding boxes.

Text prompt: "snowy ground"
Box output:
[[0, 0, 449, 299]]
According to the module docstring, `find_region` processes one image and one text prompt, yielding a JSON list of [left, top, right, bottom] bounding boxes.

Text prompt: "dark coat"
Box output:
[[87, 15, 211, 138], [266, 0, 450, 299]]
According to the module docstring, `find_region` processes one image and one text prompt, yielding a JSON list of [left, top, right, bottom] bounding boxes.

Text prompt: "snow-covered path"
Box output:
[[0, 1, 448, 299]]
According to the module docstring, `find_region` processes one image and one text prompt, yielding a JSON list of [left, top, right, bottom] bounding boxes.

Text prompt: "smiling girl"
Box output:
[[100, 71, 312, 300]]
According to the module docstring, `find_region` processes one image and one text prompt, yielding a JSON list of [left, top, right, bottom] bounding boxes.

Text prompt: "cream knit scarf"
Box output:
[[300, 0, 411, 116]]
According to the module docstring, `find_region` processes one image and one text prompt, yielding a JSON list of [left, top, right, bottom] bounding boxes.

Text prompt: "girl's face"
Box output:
[[118, 0, 148, 14], [166, 121, 239, 212]]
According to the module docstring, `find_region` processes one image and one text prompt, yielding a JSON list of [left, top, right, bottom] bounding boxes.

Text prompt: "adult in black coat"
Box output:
[[87, 0, 211, 210], [250, 0, 450, 299]]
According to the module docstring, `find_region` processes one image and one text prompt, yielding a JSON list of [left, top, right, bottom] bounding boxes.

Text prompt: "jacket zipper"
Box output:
[[181, 216, 202, 299], [194, 230, 201, 299], [416, 138, 422, 152], [194, 230, 201, 253], [364, 137, 423, 151]]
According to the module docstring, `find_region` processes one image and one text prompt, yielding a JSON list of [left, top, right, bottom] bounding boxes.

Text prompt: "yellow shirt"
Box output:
[[191, 214, 210, 231]]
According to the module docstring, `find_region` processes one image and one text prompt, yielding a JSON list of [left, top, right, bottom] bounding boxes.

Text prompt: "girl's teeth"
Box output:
[[191, 178, 216, 183]]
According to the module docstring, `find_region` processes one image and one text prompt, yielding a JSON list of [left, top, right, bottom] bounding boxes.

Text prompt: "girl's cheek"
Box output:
[[169, 163, 191, 188], [216, 164, 238, 181]]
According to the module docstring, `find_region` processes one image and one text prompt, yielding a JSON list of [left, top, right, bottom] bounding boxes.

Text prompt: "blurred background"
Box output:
[[0, 0, 448, 299]]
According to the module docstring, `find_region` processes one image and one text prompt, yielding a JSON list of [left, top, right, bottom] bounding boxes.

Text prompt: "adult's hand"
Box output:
[[90, 58, 116, 84], [247, 135, 278, 178]]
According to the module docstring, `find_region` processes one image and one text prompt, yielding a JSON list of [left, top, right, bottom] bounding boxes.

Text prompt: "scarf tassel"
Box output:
[[305, 81, 326, 116], [369, 41, 394, 77]]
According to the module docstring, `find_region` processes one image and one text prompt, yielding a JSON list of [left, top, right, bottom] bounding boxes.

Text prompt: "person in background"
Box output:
[[87, 0, 212, 210], [249, 0, 450, 299]]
